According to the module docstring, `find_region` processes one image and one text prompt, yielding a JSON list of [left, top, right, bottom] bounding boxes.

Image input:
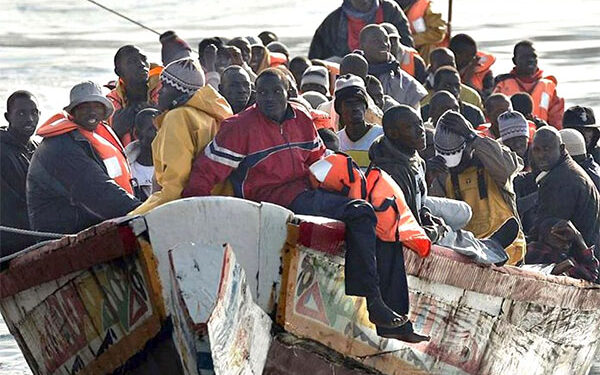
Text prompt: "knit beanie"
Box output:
[[434, 110, 468, 167], [301, 66, 330, 93], [160, 30, 192, 65], [563, 105, 597, 128], [559, 129, 587, 157], [334, 74, 368, 115], [498, 110, 529, 142], [160, 58, 205, 95]]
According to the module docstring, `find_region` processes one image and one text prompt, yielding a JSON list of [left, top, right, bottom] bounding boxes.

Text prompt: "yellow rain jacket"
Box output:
[[130, 85, 233, 215]]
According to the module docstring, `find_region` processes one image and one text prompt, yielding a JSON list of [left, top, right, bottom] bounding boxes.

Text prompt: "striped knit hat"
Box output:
[[160, 58, 205, 95], [498, 110, 529, 141], [434, 110, 468, 167]]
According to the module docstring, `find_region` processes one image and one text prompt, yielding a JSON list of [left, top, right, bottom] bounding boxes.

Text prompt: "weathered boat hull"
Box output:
[[1, 197, 598, 374]]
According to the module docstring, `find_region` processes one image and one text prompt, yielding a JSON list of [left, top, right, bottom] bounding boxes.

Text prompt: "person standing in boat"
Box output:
[[1, 91, 40, 255], [106, 45, 161, 146], [494, 40, 564, 129], [27, 81, 140, 235], [183, 68, 430, 342], [309, 0, 414, 61], [129, 58, 233, 215], [429, 110, 526, 265]]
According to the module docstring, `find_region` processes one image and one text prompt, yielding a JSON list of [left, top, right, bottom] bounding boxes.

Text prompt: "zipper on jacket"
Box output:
[[279, 124, 296, 177]]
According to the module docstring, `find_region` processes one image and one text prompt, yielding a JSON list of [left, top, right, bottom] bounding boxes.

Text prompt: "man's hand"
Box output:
[[551, 220, 587, 251], [426, 155, 448, 185], [226, 46, 244, 66], [204, 44, 217, 72]]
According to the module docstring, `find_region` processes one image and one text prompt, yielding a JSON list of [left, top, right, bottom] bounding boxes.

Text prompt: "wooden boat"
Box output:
[[1, 197, 599, 374]]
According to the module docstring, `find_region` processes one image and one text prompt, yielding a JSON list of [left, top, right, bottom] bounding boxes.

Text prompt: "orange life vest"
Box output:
[[309, 153, 366, 200], [399, 47, 420, 78], [495, 76, 557, 125], [269, 52, 288, 67], [464, 51, 495, 93], [38, 114, 134, 194], [310, 109, 334, 131], [405, 0, 430, 34], [308, 154, 432, 256], [365, 167, 431, 257]]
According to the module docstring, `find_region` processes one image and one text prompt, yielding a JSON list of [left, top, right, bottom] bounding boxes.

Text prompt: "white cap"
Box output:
[[559, 128, 587, 157]]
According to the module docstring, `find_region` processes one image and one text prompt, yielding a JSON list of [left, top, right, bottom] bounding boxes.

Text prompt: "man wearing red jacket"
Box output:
[[183, 68, 410, 336]]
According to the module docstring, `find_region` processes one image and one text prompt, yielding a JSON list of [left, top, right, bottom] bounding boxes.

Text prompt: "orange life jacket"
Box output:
[[38, 114, 134, 194], [269, 52, 288, 67], [465, 51, 495, 93], [308, 154, 432, 256], [310, 109, 334, 131], [309, 153, 366, 200], [399, 47, 420, 78], [319, 60, 341, 96], [365, 167, 431, 257], [405, 0, 430, 34], [495, 76, 557, 125]]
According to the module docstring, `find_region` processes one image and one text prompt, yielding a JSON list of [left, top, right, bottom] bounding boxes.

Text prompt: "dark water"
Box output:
[[1, 0, 599, 373]]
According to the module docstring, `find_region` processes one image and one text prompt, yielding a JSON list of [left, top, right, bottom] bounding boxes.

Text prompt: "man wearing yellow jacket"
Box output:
[[130, 58, 233, 215]]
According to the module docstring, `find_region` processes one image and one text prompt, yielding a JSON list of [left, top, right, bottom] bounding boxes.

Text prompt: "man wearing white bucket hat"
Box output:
[[430, 110, 526, 265], [27, 81, 141, 234]]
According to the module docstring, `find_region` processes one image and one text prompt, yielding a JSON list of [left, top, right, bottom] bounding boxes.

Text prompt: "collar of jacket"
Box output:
[[0, 130, 35, 151], [368, 56, 401, 77], [369, 136, 419, 165]]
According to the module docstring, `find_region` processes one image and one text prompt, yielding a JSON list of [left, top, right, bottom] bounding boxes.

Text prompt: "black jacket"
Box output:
[[308, 0, 414, 60], [536, 153, 600, 248], [27, 130, 141, 235], [574, 154, 600, 193], [0, 131, 38, 255]]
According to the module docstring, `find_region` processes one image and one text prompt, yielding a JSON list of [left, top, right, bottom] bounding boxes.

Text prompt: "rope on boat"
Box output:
[[0, 225, 64, 239], [84, 0, 161, 36]]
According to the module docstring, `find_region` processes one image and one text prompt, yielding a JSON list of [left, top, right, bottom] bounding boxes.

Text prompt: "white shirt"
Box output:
[[337, 125, 384, 170], [130, 161, 154, 198]]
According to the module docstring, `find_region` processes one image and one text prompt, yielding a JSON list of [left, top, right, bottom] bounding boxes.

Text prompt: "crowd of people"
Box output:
[[2, 0, 599, 344]]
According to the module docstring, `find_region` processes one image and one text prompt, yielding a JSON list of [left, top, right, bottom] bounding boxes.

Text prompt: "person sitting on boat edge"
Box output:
[[360, 24, 427, 110], [530, 127, 600, 255], [494, 40, 564, 129], [308, 0, 414, 61], [129, 58, 233, 215], [125, 108, 159, 202], [369, 105, 518, 265], [429, 110, 527, 265], [219, 66, 252, 114], [27, 81, 141, 235], [1, 91, 40, 256], [182, 68, 431, 342], [106, 45, 161, 146]]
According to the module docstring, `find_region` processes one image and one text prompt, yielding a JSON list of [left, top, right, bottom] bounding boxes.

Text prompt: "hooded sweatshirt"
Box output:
[[130, 85, 233, 215]]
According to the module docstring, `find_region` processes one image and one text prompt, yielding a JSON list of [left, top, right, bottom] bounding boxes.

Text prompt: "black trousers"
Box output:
[[375, 241, 413, 335], [290, 189, 379, 297]]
